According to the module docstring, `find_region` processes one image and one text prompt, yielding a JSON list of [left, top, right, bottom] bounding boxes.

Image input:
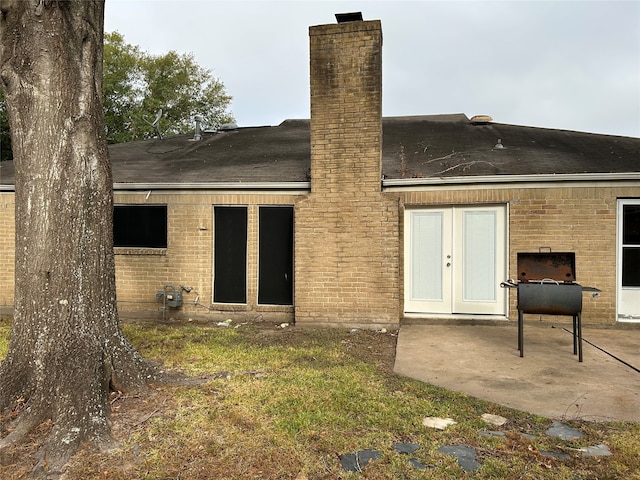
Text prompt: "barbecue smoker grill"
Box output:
[[501, 252, 600, 362]]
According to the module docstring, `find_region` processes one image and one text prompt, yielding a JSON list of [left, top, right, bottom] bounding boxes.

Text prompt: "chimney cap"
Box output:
[[335, 12, 363, 23]]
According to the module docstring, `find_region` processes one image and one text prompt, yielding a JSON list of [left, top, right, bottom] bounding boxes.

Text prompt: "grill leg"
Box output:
[[518, 310, 524, 357], [577, 313, 583, 362], [572, 313, 583, 362]]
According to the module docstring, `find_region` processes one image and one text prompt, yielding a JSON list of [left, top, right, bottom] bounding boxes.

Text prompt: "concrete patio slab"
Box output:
[[394, 322, 640, 422]]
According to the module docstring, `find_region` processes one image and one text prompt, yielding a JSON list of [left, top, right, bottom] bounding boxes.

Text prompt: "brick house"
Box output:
[[1, 16, 640, 328]]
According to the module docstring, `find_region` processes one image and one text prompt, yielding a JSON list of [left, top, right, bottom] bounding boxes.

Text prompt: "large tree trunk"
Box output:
[[0, 1, 158, 474]]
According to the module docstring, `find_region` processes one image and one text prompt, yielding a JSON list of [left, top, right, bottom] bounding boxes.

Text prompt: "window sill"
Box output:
[[114, 247, 167, 256]]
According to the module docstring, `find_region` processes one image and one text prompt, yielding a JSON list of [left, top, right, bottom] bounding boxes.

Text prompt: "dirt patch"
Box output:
[[0, 322, 398, 479]]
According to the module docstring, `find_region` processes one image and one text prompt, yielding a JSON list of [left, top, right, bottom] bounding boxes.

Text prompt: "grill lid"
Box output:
[[517, 252, 576, 283]]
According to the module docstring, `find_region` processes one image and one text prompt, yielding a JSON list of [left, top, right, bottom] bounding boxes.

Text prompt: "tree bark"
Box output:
[[0, 1, 158, 475]]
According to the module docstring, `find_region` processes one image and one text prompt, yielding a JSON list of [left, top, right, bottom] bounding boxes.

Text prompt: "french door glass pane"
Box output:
[[463, 210, 496, 301], [411, 212, 443, 301]]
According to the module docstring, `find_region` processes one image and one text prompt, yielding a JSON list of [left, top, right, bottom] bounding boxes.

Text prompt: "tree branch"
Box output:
[[428, 160, 499, 177], [422, 151, 464, 164]]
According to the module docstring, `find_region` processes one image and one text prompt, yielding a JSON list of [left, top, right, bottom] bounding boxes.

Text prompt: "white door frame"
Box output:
[[617, 199, 640, 322], [404, 204, 507, 316]]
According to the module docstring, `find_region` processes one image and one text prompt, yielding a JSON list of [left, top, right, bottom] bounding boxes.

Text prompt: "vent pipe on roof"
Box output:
[[470, 114, 493, 125], [193, 115, 203, 141], [219, 122, 238, 131]]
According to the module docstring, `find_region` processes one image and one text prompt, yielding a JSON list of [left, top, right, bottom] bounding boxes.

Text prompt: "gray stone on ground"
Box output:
[[438, 445, 481, 472], [338, 449, 382, 472], [392, 442, 420, 454], [545, 422, 583, 441], [408, 457, 430, 470], [578, 444, 612, 457], [540, 450, 571, 460]]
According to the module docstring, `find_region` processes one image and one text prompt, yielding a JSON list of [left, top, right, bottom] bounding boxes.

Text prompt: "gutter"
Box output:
[[113, 181, 311, 191], [0, 182, 312, 193], [3, 173, 640, 193], [383, 172, 640, 188]]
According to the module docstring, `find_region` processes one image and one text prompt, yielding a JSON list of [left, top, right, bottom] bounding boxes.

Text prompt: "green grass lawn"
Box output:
[[0, 318, 639, 479]]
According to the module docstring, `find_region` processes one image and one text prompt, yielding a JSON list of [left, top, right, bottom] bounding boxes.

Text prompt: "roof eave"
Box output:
[[113, 181, 311, 191], [382, 172, 640, 188], [3, 173, 640, 193], [0, 181, 311, 193]]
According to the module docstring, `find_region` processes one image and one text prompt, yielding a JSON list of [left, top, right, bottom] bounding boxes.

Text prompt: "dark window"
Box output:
[[622, 249, 640, 287], [258, 206, 294, 305], [114, 205, 167, 248], [623, 205, 640, 245], [214, 206, 247, 303], [622, 205, 640, 287]]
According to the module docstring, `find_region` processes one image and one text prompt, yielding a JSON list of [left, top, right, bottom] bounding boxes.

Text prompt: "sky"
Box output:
[[105, 0, 640, 138]]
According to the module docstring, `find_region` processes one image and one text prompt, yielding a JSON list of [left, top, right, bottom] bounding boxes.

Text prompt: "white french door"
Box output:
[[617, 199, 640, 321], [404, 205, 507, 315]]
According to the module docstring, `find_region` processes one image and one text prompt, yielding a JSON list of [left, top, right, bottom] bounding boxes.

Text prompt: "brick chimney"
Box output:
[[294, 15, 399, 328], [309, 17, 383, 194]]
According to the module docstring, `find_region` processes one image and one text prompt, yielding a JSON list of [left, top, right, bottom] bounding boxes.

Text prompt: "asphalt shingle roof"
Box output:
[[382, 114, 640, 179], [1, 114, 638, 187]]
